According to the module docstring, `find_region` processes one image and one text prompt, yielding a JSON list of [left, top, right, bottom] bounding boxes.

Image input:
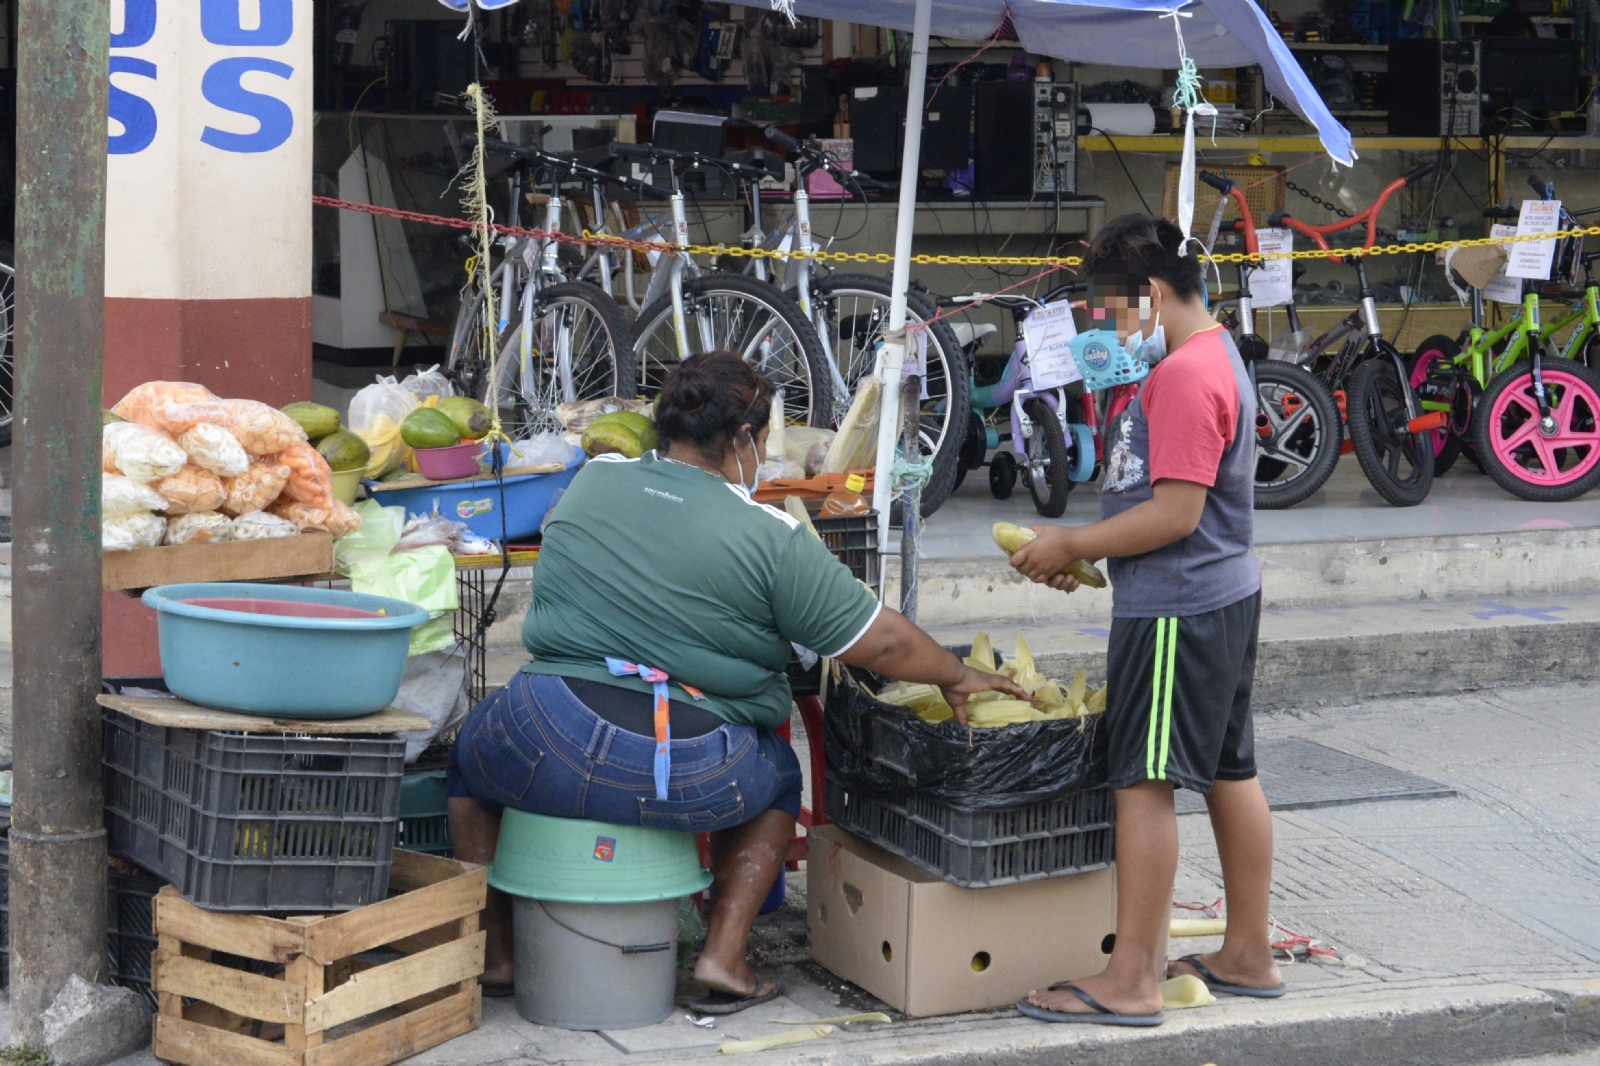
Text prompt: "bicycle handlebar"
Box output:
[[763, 124, 799, 151], [1483, 204, 1519, 220], [762, 123, 888, 192], [1199, 171, 1233, 194], [1269, 166, 1427, 260], [1199, 171, 1258, 255], [1403, 162, 1436, 186], [467, 136, 673, 198], [1529, 173, 1553, 199]]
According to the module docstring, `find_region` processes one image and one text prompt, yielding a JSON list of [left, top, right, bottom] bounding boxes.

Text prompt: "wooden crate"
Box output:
[[151, 850, 486, 1066], [104, 532, 335, 592]]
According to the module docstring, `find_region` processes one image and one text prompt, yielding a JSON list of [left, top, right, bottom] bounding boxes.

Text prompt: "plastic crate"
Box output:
[[102, 709, 405, 911], [812, 510, 880, 587], [824, 772, 1114, 888], [397, 771, 452, 855], [107, 864, 165, 1007]]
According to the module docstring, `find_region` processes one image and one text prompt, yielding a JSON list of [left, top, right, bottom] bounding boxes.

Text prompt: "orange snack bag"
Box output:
[[112, 382, 227, 435], [221, 461, 291, 517], [326, 500, 364, 537], [273, 443, 335, 508], [157, 465, 226, 516], [222, 398, 309, 456], [268, 500, 332, 531]]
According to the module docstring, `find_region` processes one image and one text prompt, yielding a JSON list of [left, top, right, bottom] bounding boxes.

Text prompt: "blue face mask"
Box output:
[[1125, 312, 1167, 366]]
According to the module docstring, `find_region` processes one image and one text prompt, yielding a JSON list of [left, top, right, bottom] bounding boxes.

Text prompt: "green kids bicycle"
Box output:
[[1408, 178, 1600, 502]]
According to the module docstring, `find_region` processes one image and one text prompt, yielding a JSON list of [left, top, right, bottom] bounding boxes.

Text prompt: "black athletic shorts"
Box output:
[[1104, 589, 1261, 793]]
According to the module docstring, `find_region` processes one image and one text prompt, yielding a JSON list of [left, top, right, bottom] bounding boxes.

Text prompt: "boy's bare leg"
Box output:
[[1026, 780, 1175, 1016], [1168, 776, 1281, 989]]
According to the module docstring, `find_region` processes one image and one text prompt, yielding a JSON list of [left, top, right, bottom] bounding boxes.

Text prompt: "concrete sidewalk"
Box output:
[[28, 676, 1599, 1066]]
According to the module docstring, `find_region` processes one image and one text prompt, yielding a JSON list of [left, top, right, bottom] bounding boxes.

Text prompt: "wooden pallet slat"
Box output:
[[154, 1016, 301, 1066], [303, 933, 486, 1034], [155, 888, 305, 964], [153, 952, 303, 1025], [303, 866, 485, 964], [302, 989, 481, 1066]]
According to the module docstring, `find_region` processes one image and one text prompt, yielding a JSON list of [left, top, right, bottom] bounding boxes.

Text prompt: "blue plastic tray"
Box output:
[[141, 583, 431, 718], [367, 445, 584, 543]]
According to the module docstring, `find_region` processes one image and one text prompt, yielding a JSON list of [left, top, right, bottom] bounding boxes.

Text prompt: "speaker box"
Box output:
[[1479, 37, 1580, 124], [974, 82, 1034, 197], [920, 85, 973, 172], [1386, 39, 1479, 137], [850, 86, 907, 174]]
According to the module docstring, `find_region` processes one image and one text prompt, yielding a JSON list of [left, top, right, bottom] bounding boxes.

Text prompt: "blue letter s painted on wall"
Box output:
[[201, 58, 293, 153], [108, 57, 158, 155]]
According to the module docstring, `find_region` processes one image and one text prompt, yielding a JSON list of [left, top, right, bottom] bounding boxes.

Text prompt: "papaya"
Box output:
[[581, 420, 644, 458], [316, 429, 372, 473], [400, 407, 462, 449], [437, 396, 492, 441], [103, 409, 124, 425], [282, 401, 341, 442], [991, 522, 1108, 589], [590, 410, 657, 452]]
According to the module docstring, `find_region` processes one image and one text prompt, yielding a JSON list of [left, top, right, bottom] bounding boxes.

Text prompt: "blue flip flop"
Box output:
[[1174, 954, 1287, 999], [1016, 982, 1165, 1027]]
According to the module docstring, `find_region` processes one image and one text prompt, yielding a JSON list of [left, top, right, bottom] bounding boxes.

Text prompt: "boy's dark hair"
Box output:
[[1083, 214, 1206, 301], [656, 351, 774, 459]]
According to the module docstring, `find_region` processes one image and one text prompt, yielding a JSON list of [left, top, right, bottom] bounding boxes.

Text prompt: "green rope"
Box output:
[[891, 454, 936, 493]]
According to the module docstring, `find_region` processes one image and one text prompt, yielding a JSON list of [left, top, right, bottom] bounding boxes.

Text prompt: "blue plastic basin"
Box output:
[[367, 445, 584, 543], [141, 582, 432, 719]]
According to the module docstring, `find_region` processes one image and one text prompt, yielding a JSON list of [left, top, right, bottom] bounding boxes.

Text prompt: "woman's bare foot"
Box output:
[[1026, 969, 1163, 1016], [692, 953, 775, 999], [480, 960, 515, 988], [1167, 951, 1282, 990]]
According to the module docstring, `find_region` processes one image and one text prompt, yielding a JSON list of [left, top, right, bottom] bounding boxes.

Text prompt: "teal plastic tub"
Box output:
[[141, 583, 431, 719], [489, 810, 711, 903]]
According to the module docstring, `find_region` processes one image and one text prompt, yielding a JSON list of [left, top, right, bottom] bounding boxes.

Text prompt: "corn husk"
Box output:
[[783, 495, 821, 540], [718, 1026, 833, 1055], [775, 1013, 891, 1026], [991, 522, 1109, 588], [1171, 918, 1228, 937], [1160, 975, 1216, 1009], [821, 377, 881, 473]]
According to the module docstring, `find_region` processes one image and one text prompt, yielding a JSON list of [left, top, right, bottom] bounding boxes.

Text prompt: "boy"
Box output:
[[1009, 215, 1282, 1025]]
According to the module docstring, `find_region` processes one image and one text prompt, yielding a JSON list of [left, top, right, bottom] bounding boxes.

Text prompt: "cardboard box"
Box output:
[[808, 824, 1121, 1017]]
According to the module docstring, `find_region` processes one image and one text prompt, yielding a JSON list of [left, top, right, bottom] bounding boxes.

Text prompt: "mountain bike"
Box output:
[[1268, 162, 1445, 506], [1200, 171, 1343, 510]]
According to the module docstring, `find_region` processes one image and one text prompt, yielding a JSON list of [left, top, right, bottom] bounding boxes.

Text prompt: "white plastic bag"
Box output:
[[178, 423, 250, 478], [400, 364, 455, 405], [509, 433, 574, 467], [348, 377, 419, 478], [165, 512, 233, 546], [756, 458, 805, 482], [102, 422, 187, 483], [230, 511, 299, 540], [393, 648, 472, 762], [103, 474, 169, 518], [394, 508, 467, 552], [103, 512, 166, 552]]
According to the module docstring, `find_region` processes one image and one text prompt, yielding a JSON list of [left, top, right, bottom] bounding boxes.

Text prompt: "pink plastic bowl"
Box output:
[[413, 440, 484, 480]]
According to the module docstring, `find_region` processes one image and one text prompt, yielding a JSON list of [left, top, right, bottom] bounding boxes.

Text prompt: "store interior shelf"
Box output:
[[1079, 134, 1600, 152], [1286, 42, 1388, 51]]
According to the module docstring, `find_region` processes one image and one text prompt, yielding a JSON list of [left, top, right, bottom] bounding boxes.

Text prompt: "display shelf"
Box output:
[[1286, 41, 1388, 51]]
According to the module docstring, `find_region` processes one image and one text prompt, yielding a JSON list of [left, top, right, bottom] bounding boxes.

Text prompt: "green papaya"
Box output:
[[591, 411, 657, 452], [437, 395, 493, 441], [283, 401, 341, 442], [316, 429, 372, 473], [581, 421, 643, 458], [400, 407, 462, 449], [103, 409, 124, 425]]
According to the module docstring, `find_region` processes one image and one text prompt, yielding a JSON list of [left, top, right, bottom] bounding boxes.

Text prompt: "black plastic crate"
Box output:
[[102, 709, 405, 912], [812, 510, 879, 587], [107, 864, 165, 1007], [824, 772, 1114, 888]]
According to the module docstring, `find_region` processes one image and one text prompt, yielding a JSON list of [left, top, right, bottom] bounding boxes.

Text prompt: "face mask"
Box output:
[[1125, 311, 1168, 365], [733, 432, 758, 493]]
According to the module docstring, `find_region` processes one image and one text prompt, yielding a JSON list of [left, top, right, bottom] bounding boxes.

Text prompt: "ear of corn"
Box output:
[[1159, 975, 1216, 1009], [991, 522, 1109, 588]]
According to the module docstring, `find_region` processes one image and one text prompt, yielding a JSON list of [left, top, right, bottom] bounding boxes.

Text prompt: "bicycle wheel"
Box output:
[[1473, 359, 1600, 502], [0, 242, 14, 448], [1406, 336, 1466, 476], [1022, 399, 1071, 518], [1252, 360, 1341, 510], [633, 273, 833, 427], [486, 281, 636, 439], [1346, 353, 1434, 506]]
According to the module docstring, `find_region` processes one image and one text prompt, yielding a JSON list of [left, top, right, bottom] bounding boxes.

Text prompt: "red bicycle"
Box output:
[[1268, 163, 1447, 507]]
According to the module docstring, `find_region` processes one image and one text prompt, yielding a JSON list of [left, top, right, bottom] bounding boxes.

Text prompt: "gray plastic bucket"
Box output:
[[511, 895, 680, 1030]]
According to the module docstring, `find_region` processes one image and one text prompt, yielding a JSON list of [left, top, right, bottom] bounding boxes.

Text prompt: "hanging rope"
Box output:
[[1162, 6, 1217, 259]]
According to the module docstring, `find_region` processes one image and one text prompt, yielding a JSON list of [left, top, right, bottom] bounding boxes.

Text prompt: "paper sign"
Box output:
[[1483, 224, 1523, 305], [1506, 199, 1561, 280], [1248, 228, 1294, 308], [1022, 301, 1082, 390]]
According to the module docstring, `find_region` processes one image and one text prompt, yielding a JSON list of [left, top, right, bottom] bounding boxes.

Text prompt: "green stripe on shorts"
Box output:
[[1146, 617, 1178, 781]]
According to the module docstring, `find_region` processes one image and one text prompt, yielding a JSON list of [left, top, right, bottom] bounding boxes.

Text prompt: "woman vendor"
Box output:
[[447, 351, 1028, 1014]]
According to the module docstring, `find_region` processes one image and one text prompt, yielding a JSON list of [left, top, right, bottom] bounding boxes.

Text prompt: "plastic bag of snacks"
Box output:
[[102, 474, 169, 518], [273, 442, 335, 508], [220, 461, 290, 517], [103, 513, 166, 552], [268, 500, 332, 531], [102, 422, 187, 483], [164, 512, 233, 546], [326, 500, 364, 537], [348, 377, 419, 478], [157, 465, 226, 516], [221, 398, 308, 456], [177, 422, 250, 478], [230, 511, 299, 540], [112, 382, 227, 435], [401, 364, 454, 405]]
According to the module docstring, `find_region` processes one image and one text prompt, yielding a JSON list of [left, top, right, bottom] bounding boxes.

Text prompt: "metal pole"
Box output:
[[869, 0, 932, 554], [898, 375, 921, 624], [10, 0, 110, 1037]]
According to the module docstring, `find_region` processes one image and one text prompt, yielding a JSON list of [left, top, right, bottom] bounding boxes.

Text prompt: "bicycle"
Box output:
[[445, 137, 651, 437], [1268, 162, 1445, 506], [0, 240, 13, 448], [1200, 171, 1343, 510]]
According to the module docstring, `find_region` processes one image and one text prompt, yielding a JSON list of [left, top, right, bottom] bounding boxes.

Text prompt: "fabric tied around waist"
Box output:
[[604, 657, 706, 800]]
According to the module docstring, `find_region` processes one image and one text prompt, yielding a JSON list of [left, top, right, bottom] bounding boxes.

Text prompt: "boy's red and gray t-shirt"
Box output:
[[1100, 326, 1261, 618]]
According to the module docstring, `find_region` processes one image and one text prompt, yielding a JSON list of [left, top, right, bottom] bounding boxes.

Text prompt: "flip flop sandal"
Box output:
[[1174, 954, 1287, 999], [688, 980, 784, 1016], [1016, 982, 1165, 1027]]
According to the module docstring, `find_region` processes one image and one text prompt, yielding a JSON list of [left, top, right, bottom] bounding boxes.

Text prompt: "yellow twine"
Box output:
[[458, 84, 512, 451]]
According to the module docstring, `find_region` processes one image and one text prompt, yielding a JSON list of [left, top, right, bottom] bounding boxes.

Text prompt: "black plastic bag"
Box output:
[[823, 665, 1108, 810]]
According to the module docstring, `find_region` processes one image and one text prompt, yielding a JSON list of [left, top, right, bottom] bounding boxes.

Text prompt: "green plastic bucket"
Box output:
[[488, 811, 710, 903]]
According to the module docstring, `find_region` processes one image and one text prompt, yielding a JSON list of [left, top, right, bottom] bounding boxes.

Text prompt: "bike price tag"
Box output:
[[1022, 301, 1082, 390], [1248, 228, 1293, 308], [1482, 224, 1523, 304], [1507, 199, 1561, 280]]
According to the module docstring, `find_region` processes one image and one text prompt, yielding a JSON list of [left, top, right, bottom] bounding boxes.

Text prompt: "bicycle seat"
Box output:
[[951, 322, 999, 348]]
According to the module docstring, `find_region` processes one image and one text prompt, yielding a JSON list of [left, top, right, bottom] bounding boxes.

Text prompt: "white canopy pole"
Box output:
[[871, 0, 933, 565]]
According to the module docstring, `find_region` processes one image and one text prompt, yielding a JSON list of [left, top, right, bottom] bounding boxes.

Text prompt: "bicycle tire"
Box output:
[[486, 280, 636, 438], [1022, 399, 1071, 518], [1472, 358, 1600, 502], [1346, 353, 1434, 506], [814, 274, 971, 516], [1406, 336, 1466, 477], [633, 273, 833, 427], [1252, 360, 1342, 510]]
